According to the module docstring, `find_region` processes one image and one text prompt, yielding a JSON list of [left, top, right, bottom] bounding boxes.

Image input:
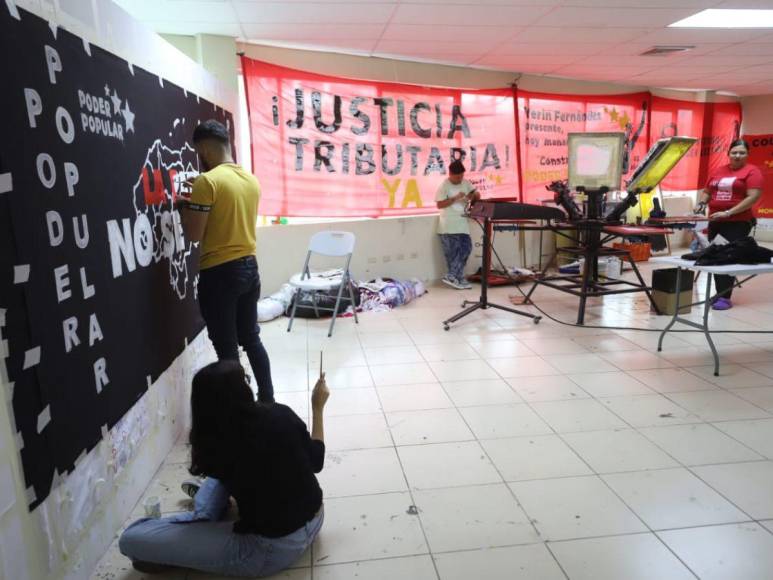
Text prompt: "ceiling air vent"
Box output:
[[639, 46, 695, 56]]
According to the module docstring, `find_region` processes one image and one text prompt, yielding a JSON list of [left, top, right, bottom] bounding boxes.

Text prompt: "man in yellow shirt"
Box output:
[[177, 120, 274, 403]]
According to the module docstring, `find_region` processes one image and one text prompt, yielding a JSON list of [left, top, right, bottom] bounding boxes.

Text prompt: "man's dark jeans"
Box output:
[[198, 256, 274, 402]]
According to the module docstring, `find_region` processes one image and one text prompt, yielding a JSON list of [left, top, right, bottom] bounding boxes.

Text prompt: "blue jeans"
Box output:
[[439, 233, 473, 282], [119, 478, 323, 577], [198, 255, 274, 402]]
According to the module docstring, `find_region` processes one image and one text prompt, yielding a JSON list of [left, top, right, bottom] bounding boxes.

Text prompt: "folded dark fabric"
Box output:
[[681, 237, 773, 266]]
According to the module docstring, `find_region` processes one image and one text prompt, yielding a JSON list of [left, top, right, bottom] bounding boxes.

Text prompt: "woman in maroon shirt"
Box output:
[[695, 139, 763, 310]]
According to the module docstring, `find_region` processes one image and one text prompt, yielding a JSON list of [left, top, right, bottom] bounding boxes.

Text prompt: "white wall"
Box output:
[[258, 216, 552, 295], [0, 2, 228, 579]]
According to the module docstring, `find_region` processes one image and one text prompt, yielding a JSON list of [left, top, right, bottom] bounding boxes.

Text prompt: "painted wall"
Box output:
[[0, 1, 230, 579]]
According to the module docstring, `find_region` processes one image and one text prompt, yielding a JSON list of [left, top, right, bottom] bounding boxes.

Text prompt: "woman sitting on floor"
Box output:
[[119, 360, 329, 576]]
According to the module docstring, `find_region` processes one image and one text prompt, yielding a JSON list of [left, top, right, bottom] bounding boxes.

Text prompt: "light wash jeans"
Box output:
[[119, 478, 323, 577]]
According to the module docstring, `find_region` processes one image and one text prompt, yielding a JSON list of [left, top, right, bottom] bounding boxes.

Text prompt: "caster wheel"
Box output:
[[533, 317, 542, 325], [443, 325, 450, 331], [461, 302, 466, 307]]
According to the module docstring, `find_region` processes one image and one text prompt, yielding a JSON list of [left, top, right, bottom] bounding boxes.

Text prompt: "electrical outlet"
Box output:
[[367, 257, 377, 264], [410, 252, 418, 259], [396, 253, 405, 261], [382, 255, 391, 263]]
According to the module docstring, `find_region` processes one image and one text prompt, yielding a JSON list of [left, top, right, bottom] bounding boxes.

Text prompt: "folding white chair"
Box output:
[[287, 231, 359, 337]]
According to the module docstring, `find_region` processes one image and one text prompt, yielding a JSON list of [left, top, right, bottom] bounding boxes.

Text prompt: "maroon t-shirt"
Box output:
[[705, 163, 764, 222]]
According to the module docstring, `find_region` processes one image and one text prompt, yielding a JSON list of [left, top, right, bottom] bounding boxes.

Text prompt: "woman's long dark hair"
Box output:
[[189, 360, 261, 478]]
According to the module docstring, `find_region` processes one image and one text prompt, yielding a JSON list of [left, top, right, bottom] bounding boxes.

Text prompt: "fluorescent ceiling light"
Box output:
[[670, 9, 773, 28]]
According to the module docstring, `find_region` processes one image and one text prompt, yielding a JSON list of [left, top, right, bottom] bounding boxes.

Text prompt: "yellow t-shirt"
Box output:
[[189, 163, 260, 270]]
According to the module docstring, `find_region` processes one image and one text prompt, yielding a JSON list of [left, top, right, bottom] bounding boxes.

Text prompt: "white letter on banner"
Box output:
[[64, 162, 79, 197], [63, 317, 80, 353], [25, 88, 42, 128], [46, 211, 63, 247], [44, 45, 62, 84], [55, 107, 75, 144], [107, 219, 136, 278], [54, 264, 71, 302], [37, 153, 56, 188], [133, 213, 153, 267]]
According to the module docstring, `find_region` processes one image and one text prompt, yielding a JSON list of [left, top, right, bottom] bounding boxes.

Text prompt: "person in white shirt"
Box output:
[[435, 160, 480, 289]]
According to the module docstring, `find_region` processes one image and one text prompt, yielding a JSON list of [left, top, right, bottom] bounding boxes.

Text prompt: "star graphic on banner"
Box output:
[[110, 89, 122, 116], [765, 159, 773, 169], [122, 100, 135, 133], [487, 173, 504, 185], [104, 84, 110, 96]]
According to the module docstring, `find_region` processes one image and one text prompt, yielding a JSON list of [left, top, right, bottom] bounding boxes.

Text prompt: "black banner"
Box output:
[[0, 6, 232, 509]]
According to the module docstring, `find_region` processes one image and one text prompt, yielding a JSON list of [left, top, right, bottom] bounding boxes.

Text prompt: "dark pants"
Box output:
[[198, 256, 274, 402], [439, 233, 473, 282], [708, 220, 753, 300]]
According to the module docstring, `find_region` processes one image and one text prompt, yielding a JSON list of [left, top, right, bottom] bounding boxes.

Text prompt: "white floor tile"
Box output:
[[482, 435, 592, 481], [398, 441, 501, 490], [369, 362, 438, 386], [387, 408, 474, 446], [414, 483, 538, 552], [692, 461, 773, 520], [434, 544, 565, 580], [599, 394, 701, 428], [713, 418, 773, 459], [603, 468, 749, 530], [530, 399, 628, 433], [520, 337, 590, 355], [659, 523, 773, 580], [686, 364, 773, 389], [314, 366, 374, 389], [358, 331, 413, 349], [549, 533, 696, 580], [469, 339, 536, 358], [428, 359, 499, 382], [639, 423, 763, 466], [668, 390, 771, 422], [313, 492, 428, 564], [324, 413, 393, 451], [562, 429, 679, 473], [318, 448, 407, 498], [459, 404, 553, 439], [627, 367, 718, 394], [364, 345, 424, 366], [487, 356, 560, 378], [325, 388, 382, 416], [509, 476, 647, 541], [441, 379, 522, 407], [418, 343, 480, 362], [600, 350, 675, 371], [549, 353, 619, 374], [734, 386, 773, 412], [508, 375, 589, 402], [313, 556, 437, 580], [568, 372, 653, 397], [377, 383, 453, 413]]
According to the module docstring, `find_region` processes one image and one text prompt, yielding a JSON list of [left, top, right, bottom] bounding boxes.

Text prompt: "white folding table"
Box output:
[[650, 256, 773, 376]]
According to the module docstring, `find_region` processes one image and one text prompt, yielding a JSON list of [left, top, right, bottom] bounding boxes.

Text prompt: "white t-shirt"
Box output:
[[435, 178, 475, 235]]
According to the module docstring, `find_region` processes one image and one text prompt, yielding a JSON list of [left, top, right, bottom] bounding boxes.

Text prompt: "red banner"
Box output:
[[742, 134, 773, 218], [650, 97, 741, 191], [241, 57, 743, 217], [517, 91, 650, 203], [241, 57, 518, 217]]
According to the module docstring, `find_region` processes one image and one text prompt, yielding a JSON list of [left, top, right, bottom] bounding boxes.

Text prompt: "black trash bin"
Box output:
[[652, 268, 694, 315]]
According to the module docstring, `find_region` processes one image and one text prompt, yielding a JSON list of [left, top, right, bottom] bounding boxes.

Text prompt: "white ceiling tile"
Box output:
[[381, 24, 518, 43], [250, 39, 376, 53], [115, 0, 238, 22], [605, 43, 732, 56], [564, 0, 721, 6], [233, 2, 396, 24], [241, 22, 384, 40], [495, 42, 605, 56], [512, 27, 650, 43], [148, 20, 243, 35], [474, 55, 581, 66], [716, 0, 773, 7], [375, 40, 500, 55], [685, 54, 773, 66], [634, 27, 772, 44], [534, 7, 699, 28], [392, 4, 551, 27], [709, 42, 773, 56]]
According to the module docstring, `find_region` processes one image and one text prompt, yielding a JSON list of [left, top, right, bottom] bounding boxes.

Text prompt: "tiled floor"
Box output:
[[93, 262, 773, 579]]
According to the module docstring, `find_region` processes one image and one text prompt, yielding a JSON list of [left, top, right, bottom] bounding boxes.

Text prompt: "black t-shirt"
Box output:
[[222, 403, 324, 538]]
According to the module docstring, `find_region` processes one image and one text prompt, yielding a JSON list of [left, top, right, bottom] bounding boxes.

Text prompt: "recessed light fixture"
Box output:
[[669, 9, 773, 28], [639, 46, 694, 56]]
